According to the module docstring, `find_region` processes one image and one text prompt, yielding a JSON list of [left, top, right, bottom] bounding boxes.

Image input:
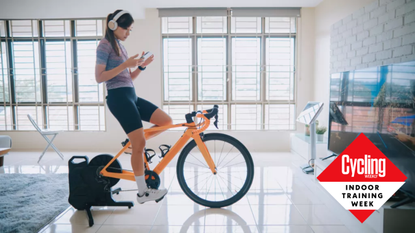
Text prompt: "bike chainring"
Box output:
[[145, 170, 161, 189]]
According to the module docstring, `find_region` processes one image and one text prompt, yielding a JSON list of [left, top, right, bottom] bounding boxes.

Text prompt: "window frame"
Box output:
[[0, 19, 106, 131], [161, 15, 297, 131]]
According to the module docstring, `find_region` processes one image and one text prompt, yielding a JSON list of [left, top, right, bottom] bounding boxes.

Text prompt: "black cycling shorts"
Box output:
[[106, 87, 158, 134]]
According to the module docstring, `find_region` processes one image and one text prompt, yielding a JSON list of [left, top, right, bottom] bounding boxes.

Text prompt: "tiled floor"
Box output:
[[0, 151, 382, 233]]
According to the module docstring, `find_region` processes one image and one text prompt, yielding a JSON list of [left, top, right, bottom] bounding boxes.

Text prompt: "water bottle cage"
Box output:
[[145, 148, 156, 164], [159, 144, 171, 158]]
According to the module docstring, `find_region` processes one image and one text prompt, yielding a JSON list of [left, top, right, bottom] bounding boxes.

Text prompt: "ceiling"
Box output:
[[141, 0, 324, 8], [0, 0, 324, 20]]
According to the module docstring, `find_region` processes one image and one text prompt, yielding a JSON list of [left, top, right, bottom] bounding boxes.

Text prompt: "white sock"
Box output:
[[135, 175, 148, 196]]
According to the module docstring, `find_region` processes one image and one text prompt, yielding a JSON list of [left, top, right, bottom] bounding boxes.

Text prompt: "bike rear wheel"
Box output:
[[176, 133, 254, 208]]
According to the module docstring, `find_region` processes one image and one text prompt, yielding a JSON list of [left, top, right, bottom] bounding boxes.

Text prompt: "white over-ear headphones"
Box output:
[[108, 10, 129, 31]]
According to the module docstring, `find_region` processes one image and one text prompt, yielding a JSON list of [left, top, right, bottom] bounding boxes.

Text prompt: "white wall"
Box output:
[[296, 8, 316, 131], [331, 0, 415, 72], [1, 8, 316, 152], [0, 0, 145, 19], [313, 0, 377, 127]]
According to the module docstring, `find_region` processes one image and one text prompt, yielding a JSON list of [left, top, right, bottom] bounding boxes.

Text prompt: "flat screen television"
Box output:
[[328, 60, 415, 205]]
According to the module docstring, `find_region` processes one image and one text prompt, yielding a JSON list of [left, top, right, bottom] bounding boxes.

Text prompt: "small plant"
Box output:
[[316, 126, 327, 135], [305, 121, 320, 136]]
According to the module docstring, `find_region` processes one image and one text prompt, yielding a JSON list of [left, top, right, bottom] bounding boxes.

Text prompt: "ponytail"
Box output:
[[105, 12, 120, 56], [104, 9, 134, 57]]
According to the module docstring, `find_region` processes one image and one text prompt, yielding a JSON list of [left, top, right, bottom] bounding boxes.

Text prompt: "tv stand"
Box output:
[[302, 166, 314, 174], [295, 102, 324, 176], [320, 153, 337, 161], [291, 133, 328, 177]]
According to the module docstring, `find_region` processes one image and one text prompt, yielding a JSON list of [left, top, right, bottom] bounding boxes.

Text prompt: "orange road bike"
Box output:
[[89, 105, 254, 208]]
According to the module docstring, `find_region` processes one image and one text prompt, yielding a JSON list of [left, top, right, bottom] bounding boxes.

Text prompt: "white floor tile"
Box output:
[[96, 225, 152, 233], [150, 225, 259, 233], [2, 151, 365, 233], [310, 225, 351, 233], [258, 225, 314, 233], [285, 187, 324, 205], [295, 204, 343, 225], [103, 204, 163, 225], [250, 205, 307, 225], [53, 207, 114, 225], [152, 204, 208, 226], [40, 223, 101, 233]]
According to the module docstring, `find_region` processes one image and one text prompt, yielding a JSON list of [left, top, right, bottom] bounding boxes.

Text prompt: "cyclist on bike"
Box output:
[[95, 9, 172, 204]]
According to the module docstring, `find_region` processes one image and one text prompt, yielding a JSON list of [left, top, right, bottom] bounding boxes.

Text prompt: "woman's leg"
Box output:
[[144, 108, 173, 140], [127, 127, 146, 176], [135, 97, 173, 140], [130, 108, 171, 202], [123, 109, 173, 154], [128, 126, 168, 202], [107, 88, 167, 202]]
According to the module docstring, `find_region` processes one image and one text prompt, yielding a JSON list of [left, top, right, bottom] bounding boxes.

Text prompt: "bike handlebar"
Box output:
[[204, 105, 219, 119], [185, 105, 219, 129]]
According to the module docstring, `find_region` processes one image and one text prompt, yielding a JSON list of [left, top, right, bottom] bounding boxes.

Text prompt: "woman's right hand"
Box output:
[[124, 54, 144, 68]]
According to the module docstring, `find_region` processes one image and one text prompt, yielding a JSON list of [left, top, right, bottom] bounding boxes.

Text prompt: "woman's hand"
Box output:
[[140, 51, 154, 68], [124, 54, 144, 68]]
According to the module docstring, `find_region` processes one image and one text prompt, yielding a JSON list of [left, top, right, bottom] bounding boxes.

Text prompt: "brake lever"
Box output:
[[214, 114, 219, 129]]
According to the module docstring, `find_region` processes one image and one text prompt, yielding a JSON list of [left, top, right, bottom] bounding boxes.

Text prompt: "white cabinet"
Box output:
[[290, 133, 328, 162]]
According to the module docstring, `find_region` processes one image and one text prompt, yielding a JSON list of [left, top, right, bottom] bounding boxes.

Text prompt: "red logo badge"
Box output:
[[317, 133, 407, 223]]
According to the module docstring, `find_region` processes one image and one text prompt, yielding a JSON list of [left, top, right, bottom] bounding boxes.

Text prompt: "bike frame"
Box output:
[[100, 112, 217, 181]]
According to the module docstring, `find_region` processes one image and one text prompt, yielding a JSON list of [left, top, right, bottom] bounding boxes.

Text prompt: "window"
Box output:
[[231, 17, 261, 33], [198, 38, 226, 101], [0, 19, 105, 131], [162, 17, 193, 34], [162, 14, 297, 130], [163, 38, 192, 101], [232, 38, 261, 101], [197, 17, 227, 33]]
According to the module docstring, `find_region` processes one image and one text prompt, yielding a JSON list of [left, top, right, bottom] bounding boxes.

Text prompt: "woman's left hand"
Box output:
[[140, 51, 154, 68]]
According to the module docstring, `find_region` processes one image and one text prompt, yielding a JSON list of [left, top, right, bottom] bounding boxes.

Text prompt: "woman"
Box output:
[[95, 9, 172, 204]]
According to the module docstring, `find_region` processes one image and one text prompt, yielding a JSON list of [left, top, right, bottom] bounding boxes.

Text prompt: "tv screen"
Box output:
[[328, 60, 415, 201]]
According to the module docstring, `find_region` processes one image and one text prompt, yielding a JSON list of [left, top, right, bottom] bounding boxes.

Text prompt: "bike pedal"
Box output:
[[123, 146, 132, 154], [122, 138, 132, 154]]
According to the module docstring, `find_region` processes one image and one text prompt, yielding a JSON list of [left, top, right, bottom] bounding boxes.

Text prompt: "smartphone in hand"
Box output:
[[141, 52, 153, 60]]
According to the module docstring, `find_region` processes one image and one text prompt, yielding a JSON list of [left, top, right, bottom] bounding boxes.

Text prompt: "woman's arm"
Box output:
[[129, 54, 154, 82], [95, 54, 143, 83], [129, 51, 145, 81], [95, 63, 128, 83], [130, 68, 143, 81]]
